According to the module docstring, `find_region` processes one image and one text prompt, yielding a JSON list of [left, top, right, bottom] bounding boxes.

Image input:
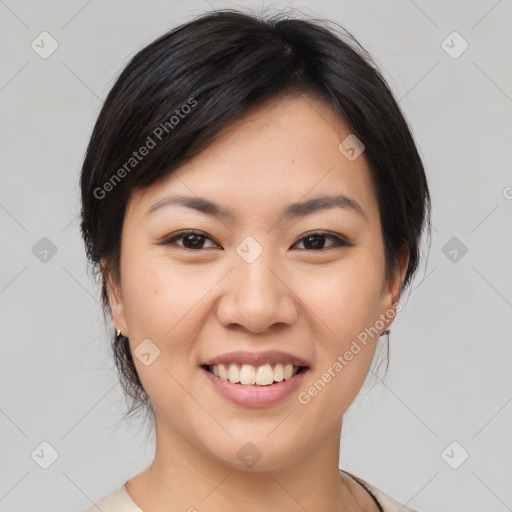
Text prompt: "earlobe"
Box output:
[[380, 249, 409, 328], [101, 258, 128, 335]]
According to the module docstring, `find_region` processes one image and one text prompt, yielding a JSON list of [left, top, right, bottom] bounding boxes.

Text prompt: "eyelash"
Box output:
[[162, 230, 352, 251]]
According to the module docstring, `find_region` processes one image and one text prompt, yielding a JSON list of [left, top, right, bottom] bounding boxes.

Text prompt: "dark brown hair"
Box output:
[[80, 7, 432, 421]]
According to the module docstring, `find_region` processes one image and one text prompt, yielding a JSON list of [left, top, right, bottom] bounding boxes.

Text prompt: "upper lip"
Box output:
[[201, 350, 310, 368]]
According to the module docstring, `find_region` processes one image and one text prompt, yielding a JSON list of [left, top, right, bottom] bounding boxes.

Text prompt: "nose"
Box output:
[[216, 251, 298, 334]]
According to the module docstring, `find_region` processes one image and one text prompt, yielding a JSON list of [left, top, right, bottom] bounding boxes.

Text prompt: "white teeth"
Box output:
[[209, 363, 302, 386], [218, 363, 228, 380], [273, 363, 284, 382], [239, 364, 256, 385], [227, 364, 240, 383], [255, 364, 273, 385]]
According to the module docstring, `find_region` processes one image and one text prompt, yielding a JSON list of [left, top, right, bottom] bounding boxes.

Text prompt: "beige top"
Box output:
[[81, 470, 418, 512]]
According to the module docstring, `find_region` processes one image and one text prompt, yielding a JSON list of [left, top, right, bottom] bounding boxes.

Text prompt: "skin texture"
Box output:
[[106, 92, 409, 511]]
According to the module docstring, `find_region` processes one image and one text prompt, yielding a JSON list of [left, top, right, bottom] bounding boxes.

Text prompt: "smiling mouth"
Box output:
[[201, 363, 308, 386]]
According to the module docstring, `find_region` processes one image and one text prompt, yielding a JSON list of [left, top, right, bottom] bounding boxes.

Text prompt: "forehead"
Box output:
[[127, 93, 379, 226]]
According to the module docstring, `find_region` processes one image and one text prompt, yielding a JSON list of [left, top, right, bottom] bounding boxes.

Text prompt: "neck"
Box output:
[[125, 413, 373, 512]]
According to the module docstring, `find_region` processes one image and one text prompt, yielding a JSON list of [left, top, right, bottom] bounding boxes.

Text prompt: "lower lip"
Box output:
[[201, 367, 308, 407]]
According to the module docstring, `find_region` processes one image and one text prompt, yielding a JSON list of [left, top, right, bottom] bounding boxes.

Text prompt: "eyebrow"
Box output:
[[144, 193, 367, 221]]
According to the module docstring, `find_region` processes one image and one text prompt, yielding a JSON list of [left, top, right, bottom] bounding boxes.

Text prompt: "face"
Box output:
[[106, 93, 407, 471]]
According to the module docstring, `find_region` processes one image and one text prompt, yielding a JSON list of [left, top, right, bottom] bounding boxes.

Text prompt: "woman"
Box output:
[[80, 7, 431, 512]]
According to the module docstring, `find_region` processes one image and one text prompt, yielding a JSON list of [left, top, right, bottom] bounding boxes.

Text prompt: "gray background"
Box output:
[[1, 0, 511, 510]]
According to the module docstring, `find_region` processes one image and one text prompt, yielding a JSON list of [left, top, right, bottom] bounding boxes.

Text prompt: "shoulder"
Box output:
[[80, 483, 142, 512], [341, 470, 420, 512]]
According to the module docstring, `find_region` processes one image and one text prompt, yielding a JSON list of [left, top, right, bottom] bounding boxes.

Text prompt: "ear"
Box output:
[[101, 257, 128, 336], [379, 248, 409, 329]]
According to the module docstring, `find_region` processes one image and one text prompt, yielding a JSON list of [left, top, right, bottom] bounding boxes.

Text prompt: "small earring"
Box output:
[[381, 329, 390, 337], [115, 328, 122, 337]]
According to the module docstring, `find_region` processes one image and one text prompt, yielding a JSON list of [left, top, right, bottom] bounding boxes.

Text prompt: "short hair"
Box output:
[[80, 8, 432, 421]]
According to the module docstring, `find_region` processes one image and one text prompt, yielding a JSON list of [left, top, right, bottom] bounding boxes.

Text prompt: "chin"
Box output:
[[199, 433, 300, 472]]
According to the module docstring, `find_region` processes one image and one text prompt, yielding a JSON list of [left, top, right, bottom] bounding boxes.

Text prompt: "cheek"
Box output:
[[119, 252, 207, 412], [297, 254, 384, 404], [298, 276, 382, 426], [119, 250, 221, 392], [301, 252, 384, 340], [120, 247, 211, 337]]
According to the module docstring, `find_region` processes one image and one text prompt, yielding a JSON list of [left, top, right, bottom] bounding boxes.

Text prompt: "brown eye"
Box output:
[[162, 230, 351, 252], [293, 232, 350, 251], [163, 230, 219, 250]]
